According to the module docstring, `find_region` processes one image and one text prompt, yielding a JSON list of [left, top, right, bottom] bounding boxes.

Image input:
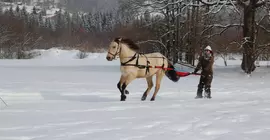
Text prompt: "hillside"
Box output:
[[0, 0, 118, 13], [0, 1, 61, 19]]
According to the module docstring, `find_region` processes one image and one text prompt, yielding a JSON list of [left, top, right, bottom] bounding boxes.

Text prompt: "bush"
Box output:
[[0, 49, 40, 59], [76, 50, 88, 59], [16, 50, 40, 59]]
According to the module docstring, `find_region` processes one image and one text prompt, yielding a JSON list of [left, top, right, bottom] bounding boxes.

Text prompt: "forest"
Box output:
[[0, 0, 270, 74]]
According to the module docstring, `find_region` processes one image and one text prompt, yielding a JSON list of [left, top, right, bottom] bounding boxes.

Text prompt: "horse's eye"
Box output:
[[113, 46, 116, 49]]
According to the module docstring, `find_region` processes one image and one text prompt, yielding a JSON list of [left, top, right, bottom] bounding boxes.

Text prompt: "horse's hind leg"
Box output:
[[151, 70, 165, 101], [141, 76, 153, 101]]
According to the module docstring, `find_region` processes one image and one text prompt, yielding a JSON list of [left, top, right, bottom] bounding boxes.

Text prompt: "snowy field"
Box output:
[[1, 48, 270, 140]]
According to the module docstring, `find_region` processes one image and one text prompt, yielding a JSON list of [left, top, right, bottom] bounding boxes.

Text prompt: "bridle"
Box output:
[[108, 42, 121, 60]]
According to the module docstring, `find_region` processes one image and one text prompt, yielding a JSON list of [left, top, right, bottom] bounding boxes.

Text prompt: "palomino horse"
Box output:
[[106, 37, 180, 101]]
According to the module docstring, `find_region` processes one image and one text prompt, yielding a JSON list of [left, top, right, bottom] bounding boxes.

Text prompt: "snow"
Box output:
[[0, 1, 62, 19], [136, 0, 164, 20], [1, 48, 270, 140]]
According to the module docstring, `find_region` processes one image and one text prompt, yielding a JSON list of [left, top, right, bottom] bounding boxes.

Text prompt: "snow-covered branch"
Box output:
[[201, 24, 243, 35], [254, 43, 270, 60], [236, 0, 249, 7], [216, 45, 230, 66], [257, 24, 270, 33], [256, 0, 267, 8], [136, 39, 168, 53]]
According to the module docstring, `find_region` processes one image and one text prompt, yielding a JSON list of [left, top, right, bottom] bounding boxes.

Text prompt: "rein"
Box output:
[[120, 55, 201, 77], [107, 39, 200, 78]]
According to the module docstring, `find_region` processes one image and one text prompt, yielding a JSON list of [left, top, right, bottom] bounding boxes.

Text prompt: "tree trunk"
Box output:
[[165, 1, 171, 60], [171, 0, 178, 64], [176, 2, 181, 62], [186, 1, 193, 65], [241, 6, 256, 74]]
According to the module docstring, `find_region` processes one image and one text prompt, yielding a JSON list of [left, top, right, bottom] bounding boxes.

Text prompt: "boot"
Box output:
[[204, 87, 212, 99], [195, 95, 203, 99], [204, 92, 211, 99], [195, 86, 203, 99]]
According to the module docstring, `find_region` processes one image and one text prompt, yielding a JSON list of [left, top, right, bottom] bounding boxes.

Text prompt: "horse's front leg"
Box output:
[[117, 75, 127, 101], [117, 82, 129, 95], [117, 75, 136, 101]]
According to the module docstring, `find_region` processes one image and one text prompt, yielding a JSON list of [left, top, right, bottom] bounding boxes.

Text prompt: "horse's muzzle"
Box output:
[[106, 56, 112, 61]]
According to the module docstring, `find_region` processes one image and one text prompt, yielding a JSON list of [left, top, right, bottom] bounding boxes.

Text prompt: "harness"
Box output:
[[107, 40, 201, 78], [108, 41, 166, 75], [121, 53, 168, 76], [120, 53, 153, 75]]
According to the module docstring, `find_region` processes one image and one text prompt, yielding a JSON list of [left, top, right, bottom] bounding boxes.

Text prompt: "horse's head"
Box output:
[[106, 38, 122, 61], [106, 37, 140, 61]]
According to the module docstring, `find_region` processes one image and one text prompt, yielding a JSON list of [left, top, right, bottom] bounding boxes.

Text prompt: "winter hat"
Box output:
[[204, 45, 212, 51]]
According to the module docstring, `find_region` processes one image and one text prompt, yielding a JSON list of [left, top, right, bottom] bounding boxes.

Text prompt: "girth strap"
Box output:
[[141, 53, 150, 75]]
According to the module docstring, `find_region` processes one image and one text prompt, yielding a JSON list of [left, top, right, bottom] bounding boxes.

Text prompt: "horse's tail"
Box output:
[[165, 61, 180, 82]]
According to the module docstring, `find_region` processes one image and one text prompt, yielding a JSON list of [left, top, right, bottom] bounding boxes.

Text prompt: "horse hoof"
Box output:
[[125, 90, 129, 94], [141, 96, 146, 101], [150, 98, 155, 101], [120, 95, 126, 101]]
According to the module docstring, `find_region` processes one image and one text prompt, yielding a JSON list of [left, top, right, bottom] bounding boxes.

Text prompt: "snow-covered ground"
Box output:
[[1, 48, 270, 140], [0, 1, 62, 19]]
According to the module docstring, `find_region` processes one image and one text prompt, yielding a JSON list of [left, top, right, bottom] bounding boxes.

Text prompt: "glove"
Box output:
[[193, 69, 198, 74]]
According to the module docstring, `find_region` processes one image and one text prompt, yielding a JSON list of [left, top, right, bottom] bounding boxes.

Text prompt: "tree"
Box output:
[[238, 0, 269, 74], [199, 0, 270, 74]]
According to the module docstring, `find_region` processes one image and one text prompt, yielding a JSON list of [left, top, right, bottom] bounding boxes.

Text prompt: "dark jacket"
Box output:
[[194, 55, 214, 76]]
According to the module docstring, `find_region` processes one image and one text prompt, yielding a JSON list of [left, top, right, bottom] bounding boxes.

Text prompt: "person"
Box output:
[[192, 45, 214, 99]]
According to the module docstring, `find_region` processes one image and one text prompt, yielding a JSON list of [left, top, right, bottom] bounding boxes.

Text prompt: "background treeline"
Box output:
[[1, 0, 270, 74], [0, 2, 156, 58]]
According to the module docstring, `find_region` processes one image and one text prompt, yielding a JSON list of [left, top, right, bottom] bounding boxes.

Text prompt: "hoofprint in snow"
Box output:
[[1, 48, 270, 140]]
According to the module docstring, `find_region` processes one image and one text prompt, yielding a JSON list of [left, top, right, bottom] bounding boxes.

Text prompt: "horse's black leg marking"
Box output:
[[117, 81, 129, 100], [141, 90, 148, 101], [117, 82, 122, 92], [117, 82, 129, 94], [117, 82, 126, 101], [124, 90, 129, 94], [120, 83, 127, 101]]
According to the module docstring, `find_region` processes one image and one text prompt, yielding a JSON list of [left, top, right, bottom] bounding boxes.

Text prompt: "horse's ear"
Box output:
[[118, 38, 122, 42], [114, 37, 122, 44]]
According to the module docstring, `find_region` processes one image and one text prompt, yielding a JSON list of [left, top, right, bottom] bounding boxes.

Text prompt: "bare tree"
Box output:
[[199, 0, 270, 74], [0, 26, 12, 45], [122, 0, 200, 63]]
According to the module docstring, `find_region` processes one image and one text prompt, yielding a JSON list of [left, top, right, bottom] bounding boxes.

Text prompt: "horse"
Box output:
[[106, 37, 180, 101]]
